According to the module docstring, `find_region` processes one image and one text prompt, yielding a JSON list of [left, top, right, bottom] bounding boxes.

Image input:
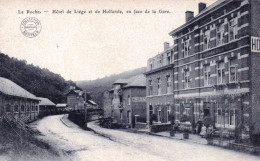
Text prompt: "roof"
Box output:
[[56, 103, 67, 107], [67, 89, 83, 96], [0, 77, 39, 100], [38, 97, 56, 106], [169, 0, 228, 36], [124, 74, 146, 88], [113, 79, 129, 84], [87, 100, 97, 106]]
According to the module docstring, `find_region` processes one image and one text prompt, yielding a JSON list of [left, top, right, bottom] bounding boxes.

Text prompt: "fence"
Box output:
[[150, 123, 172, 133], [135, 122, 147, 129]]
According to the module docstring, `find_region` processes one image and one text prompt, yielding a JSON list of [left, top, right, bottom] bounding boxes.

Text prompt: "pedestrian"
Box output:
[[200, 124, 207, 138]]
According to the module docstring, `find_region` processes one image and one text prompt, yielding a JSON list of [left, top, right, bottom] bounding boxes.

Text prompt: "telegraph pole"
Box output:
[[84, 90, 87, 129]]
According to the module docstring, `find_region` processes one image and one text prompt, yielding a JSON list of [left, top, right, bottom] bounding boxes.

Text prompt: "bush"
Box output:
[[137, 116, 147, 123], [150, 114, 157, 125], [150, 124, 172, 133], [168, 114, 175, 125]]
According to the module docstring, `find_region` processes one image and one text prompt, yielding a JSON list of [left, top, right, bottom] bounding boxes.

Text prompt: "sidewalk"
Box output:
[[138, 129, 208, 145], [60, 114, 80, 128]]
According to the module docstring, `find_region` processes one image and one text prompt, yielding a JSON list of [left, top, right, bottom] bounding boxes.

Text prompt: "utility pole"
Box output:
[[84, 90, 87, 129]]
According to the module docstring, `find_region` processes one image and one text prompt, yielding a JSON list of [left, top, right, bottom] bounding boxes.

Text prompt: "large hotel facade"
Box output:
[[146, 0, 260, 136]]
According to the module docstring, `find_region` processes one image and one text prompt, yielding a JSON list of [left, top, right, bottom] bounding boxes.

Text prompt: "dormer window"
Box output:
[[167, 53, 171, 65]]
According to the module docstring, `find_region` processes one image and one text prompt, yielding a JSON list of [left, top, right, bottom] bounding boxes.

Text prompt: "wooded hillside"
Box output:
[[76, 67, 146, 107], [0, 53, 75, 103]]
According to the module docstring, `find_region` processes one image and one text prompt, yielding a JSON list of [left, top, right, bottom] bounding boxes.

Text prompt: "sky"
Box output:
[[0, 0, 215, 81]]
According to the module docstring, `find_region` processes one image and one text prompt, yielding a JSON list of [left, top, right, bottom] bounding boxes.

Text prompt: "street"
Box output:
[[34, 115, 259, 161]]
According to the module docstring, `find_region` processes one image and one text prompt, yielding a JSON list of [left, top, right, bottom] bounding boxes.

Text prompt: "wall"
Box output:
[[250, 0, 260, 134], [146, 67, 174, 124], [0, 93, 39, 123], [102, 91, 113, 118], [67, 93, 84, 110]]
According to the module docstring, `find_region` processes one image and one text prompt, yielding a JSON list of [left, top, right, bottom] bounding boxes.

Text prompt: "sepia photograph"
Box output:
[[0, 0, 260, 160]]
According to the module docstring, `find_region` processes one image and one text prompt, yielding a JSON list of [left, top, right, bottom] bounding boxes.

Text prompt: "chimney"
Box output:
[[185, 11, 194, 22], [198, 3, 207, 13], [164, 42, 170, 50]]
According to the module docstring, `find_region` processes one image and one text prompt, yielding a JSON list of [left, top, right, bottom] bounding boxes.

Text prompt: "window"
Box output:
[[217, 62, 225, 84], [219, 100, 236, 127], [127, 95, 131, 105], [229, 109, 236, 126], [167, 106, 171, 122], [216, 103, 222, 125], [26, 106, 30, 116], [32, 106, 35, 112], [216, 24, 225, 46], [149, 105, 153, 117], [203, 30, 210, 50], [5, 104, 11, 112], [157, 78, 161, 95], [175, 105, 180, 120], [167, 53, 171, 65], [158, 107, 161, 122], [112, 110, 114, 118], [21, 105, 25, 112], [184, 108, 190, 117], [229, 18, 238, 41], [204, 65, 211, 86], [184, 69, 190, 88], [149, 80, 153, 96], [127, 111, 131, 123], [157, 56, 162, 68], [166, 75, 171, 94], [120, 111, 123, 120], [183, 37, 190, 57], [229, 59, 238, 83], [14, 105, 19, 113], [149, 60, 153, 70], [35, 106, 38, 112], [224, 109, 229, 125]]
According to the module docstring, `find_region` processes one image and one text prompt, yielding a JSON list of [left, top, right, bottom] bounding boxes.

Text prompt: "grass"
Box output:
[[0, 121, 67, 161]]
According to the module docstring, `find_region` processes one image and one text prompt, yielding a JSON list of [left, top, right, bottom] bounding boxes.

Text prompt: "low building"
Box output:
[[0, 77, 40, 122], [38, 97, 56, 114], [56, 103, 67, 112], [86, 100, 98, 109], [144, 42, 175, 125], [103, 74, 146, 128], [66, 88, 84, 111]]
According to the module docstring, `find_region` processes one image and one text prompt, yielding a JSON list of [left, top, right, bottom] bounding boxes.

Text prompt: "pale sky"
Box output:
[[0, 0, 215, 81]]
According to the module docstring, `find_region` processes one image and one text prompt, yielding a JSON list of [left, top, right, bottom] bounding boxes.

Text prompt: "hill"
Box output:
[[0, 53, 76, 103], [76, 67, 146, 107]]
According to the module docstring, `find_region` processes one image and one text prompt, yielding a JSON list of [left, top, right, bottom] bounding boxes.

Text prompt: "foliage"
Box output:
[[136, 116, 147, 123], [149, 114, 157, 125], [0, 53, 77, 103], [150, 124, 172, 133], [168, 114, 175, 125], [76, 67, 146, 107]]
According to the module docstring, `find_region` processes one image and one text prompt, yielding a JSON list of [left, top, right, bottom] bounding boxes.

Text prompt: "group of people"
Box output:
[[196, 121, 214, 138]]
